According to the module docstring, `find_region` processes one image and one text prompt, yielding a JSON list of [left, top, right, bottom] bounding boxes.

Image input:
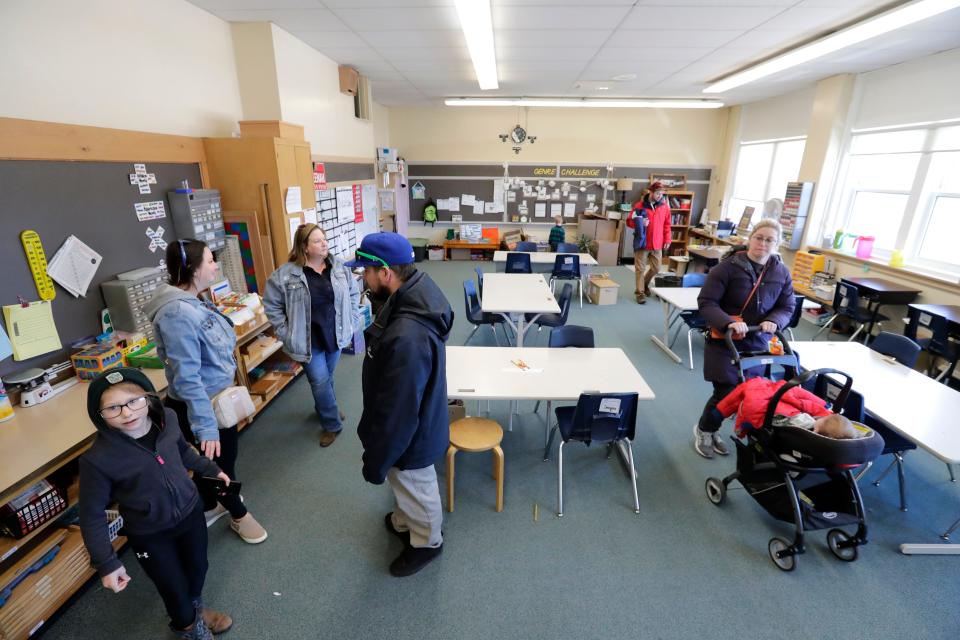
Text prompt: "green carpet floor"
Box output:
[[41, 261, 960, 639]]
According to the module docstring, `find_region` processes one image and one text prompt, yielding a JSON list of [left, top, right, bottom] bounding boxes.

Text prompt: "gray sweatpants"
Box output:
[[387, 466, 443, 548]]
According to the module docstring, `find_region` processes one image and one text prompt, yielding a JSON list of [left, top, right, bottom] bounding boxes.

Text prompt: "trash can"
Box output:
[[409, 238, 428, 262]]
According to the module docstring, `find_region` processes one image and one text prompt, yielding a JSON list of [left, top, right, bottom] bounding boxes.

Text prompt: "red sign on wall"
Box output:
[[352, 185, 364, 223], [313, 163, 327, 190]]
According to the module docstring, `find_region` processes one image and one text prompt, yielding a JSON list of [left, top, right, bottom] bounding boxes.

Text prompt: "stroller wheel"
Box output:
[[827, 528, 858, 562], [768, 537, 797, 572], [705, 477, 726, 505]]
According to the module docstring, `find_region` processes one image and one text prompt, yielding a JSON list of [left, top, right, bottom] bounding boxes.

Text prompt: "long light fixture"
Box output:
[[704, 0, 960, 94], [455, 0, 498, 90], [444, 98, 725, 109]]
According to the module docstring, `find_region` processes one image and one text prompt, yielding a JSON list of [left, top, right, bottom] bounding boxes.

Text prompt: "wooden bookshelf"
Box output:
[[667, 191, 695, 257]]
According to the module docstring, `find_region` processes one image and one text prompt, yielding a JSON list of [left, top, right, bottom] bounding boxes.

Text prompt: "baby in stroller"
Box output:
[[709, 377, 861, 440]]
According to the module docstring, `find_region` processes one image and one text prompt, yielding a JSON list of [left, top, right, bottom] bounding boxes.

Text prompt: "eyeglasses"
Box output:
[[356, 250, 390, 268], [751, 236, 778, 245], [99, 395, 150, 419]]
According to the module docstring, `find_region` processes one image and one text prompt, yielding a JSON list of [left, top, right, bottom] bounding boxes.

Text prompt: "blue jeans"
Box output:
[[303, 345, 342, 432]]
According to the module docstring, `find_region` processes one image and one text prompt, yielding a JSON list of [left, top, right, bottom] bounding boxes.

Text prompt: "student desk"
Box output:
[[493, 251, 597, 285], [480, 273, 560, 347], [792, 341, 960, 555], [904, 303, 960, 382], [841, 277, 921, 340], [447, 346, 655, 453], [685, 245, 731, 273], [649, 286, 701, 367]]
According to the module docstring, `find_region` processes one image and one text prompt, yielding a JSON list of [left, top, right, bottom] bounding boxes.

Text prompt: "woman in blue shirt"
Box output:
[[263, 224, 360, 448], [146, 239, 268, 545]]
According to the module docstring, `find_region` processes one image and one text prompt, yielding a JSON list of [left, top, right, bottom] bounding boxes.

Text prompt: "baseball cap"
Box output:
[[649, 181, 665, 192], [345, 232, 415, 268]]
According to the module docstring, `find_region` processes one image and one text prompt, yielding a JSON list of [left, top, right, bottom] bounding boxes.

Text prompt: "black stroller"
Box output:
[[704, 327, 885, 571]]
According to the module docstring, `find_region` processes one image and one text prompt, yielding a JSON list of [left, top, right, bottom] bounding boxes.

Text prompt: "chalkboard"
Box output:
[[0, 160, 203, 377]]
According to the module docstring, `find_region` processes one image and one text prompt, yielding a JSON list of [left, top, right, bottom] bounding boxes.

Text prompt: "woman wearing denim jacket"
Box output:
[[145, 239, 268, 545], [263, 224, 360, 448]]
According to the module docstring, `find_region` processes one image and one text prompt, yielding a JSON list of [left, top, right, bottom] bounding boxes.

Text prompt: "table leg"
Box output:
[[650, 298, 683, 364]]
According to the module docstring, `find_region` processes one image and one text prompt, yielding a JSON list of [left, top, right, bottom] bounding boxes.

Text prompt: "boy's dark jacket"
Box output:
[[80, 391, 220, 577], [358, 270, 454, 484]]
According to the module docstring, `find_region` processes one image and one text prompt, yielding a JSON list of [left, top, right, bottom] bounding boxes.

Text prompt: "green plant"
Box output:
[[576, 234, 593, 254]]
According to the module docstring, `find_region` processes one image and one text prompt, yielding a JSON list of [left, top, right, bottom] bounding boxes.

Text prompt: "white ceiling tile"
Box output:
[[636, 0, 794, 5], [325, 0, 454, 6], [373, 47, 471, 62], [494, 0, 635, 5], [606, 29, 743, 48], [580, 59, 692, 77], [190, 1, 325, 10], [896, 7, 960, 31], [593, 46, 717, 63], [495, 29, 612, 48], [500, 59, 597, 71], [496, 47, 599, 62], [622, 6, 783, 31], [391, 58, 477, 72], [332, 7, 461, 31], [293, 31, 368, 49], [213, 9, 349, 31], [357, 30, 464, 48], [722, 30, 811, 50], [493, 6, 632, 30], [313, 47, 389, 65], [757, 4, 878, 32]]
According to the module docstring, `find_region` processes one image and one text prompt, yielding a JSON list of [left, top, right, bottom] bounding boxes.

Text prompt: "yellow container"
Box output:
[[0, 380, 14, 422]]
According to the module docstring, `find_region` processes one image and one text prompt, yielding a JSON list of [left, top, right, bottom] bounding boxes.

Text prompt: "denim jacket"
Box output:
[[144, 285, 237, 442], [262, 257, 360, 363]]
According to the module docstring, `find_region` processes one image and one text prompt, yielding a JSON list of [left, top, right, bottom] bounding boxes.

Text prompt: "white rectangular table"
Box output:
[[480, 273, 560, 347], [792, 341, 960, 555], [649, 286, 702, 367]]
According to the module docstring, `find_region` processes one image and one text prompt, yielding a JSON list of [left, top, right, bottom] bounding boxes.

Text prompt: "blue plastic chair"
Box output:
[[870, 331, 921, 368], [814, 280, 889, 343], [907, 310, 959, 383], [529, 283, 573, 340], [681, 272, 707, 287], [463, 280, 502, 346], [672, 272, 708, 369], [532, 326, 596, 421], [549, 254, 582, 308], [786, 294, 805, 342], [505, 252, 532, 274], [474, 266, 484, 299], [555, 242, 579, 254], [515, 241, 538, 252], [544, 392, 640, 517]]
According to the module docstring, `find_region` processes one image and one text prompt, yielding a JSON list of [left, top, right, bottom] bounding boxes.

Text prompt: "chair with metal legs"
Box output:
[[813, 281, 888, 343]]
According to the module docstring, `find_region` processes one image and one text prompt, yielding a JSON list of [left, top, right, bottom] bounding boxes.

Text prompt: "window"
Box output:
[[831, 121, 960, 278], [728, 137, 805, 225]]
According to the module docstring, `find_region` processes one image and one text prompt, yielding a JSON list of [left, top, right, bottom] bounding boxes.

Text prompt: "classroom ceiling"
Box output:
[[189, 0, 960, 107]]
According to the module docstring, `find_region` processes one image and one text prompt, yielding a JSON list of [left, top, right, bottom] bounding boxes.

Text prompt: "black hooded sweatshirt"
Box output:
[[79, 384, 220, 577], [358, 269, 454, 485]]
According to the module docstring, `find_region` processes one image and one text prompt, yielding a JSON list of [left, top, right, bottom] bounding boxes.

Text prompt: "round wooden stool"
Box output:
[[446, 417, 504, 512]]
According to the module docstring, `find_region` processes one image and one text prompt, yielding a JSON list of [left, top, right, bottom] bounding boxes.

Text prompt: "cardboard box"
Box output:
[[448, 400, 466, 425], [579, 218, 622, 266], [587, 276, 620, 305]]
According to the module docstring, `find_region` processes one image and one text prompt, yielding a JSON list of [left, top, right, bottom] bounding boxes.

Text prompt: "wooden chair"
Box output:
[[446, 417, 505, 512]]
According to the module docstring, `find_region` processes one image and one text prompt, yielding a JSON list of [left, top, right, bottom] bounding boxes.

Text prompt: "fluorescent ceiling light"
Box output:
[[455, 0, 498, 90], [704, 0, 960, 94], [444, 98, 724, 109]]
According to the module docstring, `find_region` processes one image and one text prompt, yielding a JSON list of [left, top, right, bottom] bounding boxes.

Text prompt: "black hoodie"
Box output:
[[357, 270, 454, 484], [79, 369, 221, 577]]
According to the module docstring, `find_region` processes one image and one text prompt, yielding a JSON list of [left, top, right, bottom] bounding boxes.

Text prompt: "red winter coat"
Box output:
[[628, 196, 672, 251], [716, 377, 831, 437]]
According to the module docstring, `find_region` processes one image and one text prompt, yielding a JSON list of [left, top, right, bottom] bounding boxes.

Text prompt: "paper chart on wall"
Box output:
[[285, 186, 302, 214], [563, 202, 576, 218], [2, 301, 62, 361], [493, 180, 505, 210], [289, 217, 301, 246], [534, 202, 547, 218], [550, 203, 562, 218], [46, 235, 102, 297], [303, 208, 318, 224], [473, 200, 484, 215], [461, 194, 476, 207], [484, 202, 496, 214], [335, 187, 354, 223]]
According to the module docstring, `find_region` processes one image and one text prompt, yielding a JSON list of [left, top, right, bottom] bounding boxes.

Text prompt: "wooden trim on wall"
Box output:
[[800, 246, 960, 295], [0, 117, 210, 187]]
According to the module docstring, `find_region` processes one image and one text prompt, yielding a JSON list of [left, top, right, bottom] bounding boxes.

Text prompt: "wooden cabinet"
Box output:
[[204, 121, 315, 274]]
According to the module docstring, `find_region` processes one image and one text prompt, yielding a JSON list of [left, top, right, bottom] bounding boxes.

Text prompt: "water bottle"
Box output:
[[0, 380, 14, 423]]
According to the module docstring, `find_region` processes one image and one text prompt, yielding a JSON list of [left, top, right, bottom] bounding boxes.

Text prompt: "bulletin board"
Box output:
[[406, 178, 501, 223], [0, 159, 203, 377]]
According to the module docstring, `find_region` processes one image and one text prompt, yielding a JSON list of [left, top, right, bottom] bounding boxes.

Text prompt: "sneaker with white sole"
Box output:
[[204, 503, 229, 528], [693, 424, 714, 459], [230, 513, 268, 544], [712, 432, 730, 456]]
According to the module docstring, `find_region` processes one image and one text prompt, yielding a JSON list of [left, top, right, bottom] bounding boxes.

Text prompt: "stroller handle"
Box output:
[[723, 324, 796, 362], [762, 368, 854, 430]]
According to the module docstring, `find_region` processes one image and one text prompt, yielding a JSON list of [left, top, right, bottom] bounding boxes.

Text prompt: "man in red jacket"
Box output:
[[628, 181, 672, 304]]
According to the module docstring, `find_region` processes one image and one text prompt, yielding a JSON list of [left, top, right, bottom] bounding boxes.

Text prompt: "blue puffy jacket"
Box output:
[[357, 270, 454, 484]]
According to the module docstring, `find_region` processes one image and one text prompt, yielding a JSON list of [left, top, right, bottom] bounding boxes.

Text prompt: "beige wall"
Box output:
[[371, 101, 391, 149], [0, 0, 244, 137], [270, 25, 376, 159], [388, 106, 728, 166], [231, 23, 283, 122]]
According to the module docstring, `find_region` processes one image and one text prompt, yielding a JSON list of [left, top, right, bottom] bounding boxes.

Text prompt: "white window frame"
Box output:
[[726, 136, 806, 223], [829, 120, 960, 279]]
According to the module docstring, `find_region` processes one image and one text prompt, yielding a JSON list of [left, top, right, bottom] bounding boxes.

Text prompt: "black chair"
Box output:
[[474, 266, 484, 299], [813, 280, 888, 343], [532, 326, 596, 422], [462, 280, 503, 346], [549, 254, 582, 308], [515, 241, 538, 252], [505, 252, 532, 274], [555, 242, 580, 253], [528, 283, 573, 341], [786, 294, 805, 342], [674, 273, 708, 370], [870, 331, 922, 368], [544, 392, 640, 517], [909, 311, 959, 384]]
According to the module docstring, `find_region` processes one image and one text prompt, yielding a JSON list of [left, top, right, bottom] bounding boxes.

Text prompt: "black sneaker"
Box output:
[[384, 512, 410, 545], [389, 544, 443, 577]]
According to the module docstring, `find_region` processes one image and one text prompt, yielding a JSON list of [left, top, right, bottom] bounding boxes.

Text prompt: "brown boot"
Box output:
[[202, 608, 233, 634], [635, 293, 646, 304], [319, 430, 340, 448]]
